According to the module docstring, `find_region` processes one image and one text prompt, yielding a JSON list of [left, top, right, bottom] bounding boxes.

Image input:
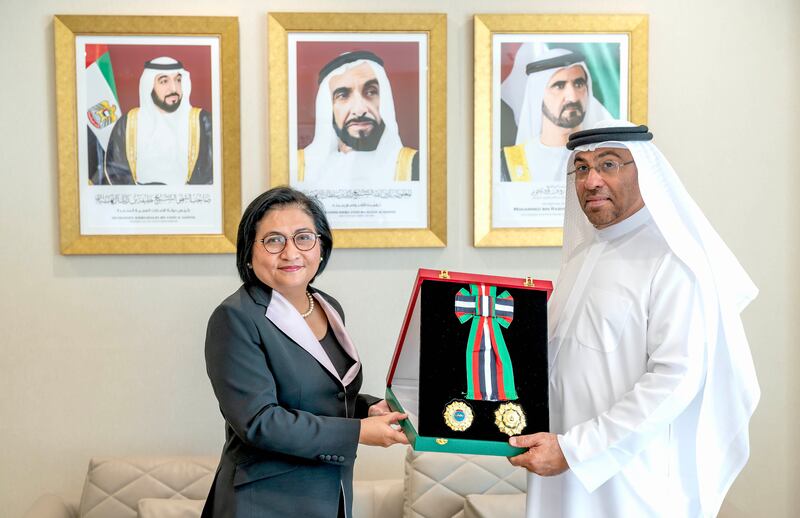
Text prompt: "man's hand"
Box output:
[[508, 432, 569, 476]]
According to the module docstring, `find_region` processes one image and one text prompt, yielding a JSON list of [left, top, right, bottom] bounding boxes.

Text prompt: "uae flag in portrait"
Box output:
[[84, 44, 120, 185], [576, 42, 622, 118]]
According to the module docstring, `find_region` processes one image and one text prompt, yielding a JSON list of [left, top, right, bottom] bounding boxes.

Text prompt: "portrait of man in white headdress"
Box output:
[[103, 56, 213, 185], [489, 39, 627, 231], [295, 50, 419, 189], [499, 44, 616, 184]]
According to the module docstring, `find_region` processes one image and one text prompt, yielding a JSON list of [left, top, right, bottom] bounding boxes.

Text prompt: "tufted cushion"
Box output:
[[78, 457, 217, 518], [402, 448, 526, 518], [463, 493, 525, 518], [137, 498, 204, 518]]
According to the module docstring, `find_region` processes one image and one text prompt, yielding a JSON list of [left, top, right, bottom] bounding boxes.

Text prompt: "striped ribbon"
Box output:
[[454, 284, 517, 401]]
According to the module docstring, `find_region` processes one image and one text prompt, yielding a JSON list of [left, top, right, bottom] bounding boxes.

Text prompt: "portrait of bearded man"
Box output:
[[499, 47, 612, 184], [103, 56, 213, 185], [296, 50, 419, 189]]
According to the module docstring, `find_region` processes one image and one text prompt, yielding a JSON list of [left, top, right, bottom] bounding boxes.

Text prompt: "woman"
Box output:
[[202, 186, 407, 518]]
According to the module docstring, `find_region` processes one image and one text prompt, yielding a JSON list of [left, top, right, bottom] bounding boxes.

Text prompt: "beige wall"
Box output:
[[1, 0, 797, 516]]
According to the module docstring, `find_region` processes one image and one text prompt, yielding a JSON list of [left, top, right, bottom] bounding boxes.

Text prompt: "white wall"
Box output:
[[1, 0, 797, 516]]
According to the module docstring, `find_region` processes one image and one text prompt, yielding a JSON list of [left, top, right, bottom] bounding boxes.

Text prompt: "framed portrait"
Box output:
[[54, 15, 240, 254], [268, 13, 446, 248], [474, 14, 648, 247]]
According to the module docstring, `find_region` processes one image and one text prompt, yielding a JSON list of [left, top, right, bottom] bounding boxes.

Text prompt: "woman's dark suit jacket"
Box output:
[[201, 283, 379, 518]]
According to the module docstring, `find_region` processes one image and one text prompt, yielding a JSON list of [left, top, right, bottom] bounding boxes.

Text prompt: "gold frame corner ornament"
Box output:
[[267, 12, 447, 248], [473, 14, 648, 247], [54, 15, 241, 254]]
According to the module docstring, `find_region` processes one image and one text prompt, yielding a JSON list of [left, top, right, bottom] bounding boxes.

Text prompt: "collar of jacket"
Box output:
[[245, 282, 323, 309]]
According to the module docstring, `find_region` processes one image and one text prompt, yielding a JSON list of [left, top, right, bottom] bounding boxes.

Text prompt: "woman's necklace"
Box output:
[[301, 291, 315, 318]]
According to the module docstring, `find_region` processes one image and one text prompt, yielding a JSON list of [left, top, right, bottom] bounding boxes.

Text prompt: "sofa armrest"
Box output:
[[463, 493, 526, 518], [353, 479, 404, 518], [22, 494, 78, 518]]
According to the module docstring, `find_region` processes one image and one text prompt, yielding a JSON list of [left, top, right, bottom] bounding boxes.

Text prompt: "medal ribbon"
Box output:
[[454, 284, 517, 401]]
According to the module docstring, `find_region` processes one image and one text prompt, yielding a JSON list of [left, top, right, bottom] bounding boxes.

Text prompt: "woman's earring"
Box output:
[[247, 263, 253, 269]]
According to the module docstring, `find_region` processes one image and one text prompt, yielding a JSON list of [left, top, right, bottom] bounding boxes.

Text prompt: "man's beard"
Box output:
[[333, 116, 385, 151], [542, 101, 586, 129], [151, 90, 182, 113]]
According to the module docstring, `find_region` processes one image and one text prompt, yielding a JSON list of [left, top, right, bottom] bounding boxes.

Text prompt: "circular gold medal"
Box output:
[[443, 400, 474, 432], [494, 402, 526, 436]]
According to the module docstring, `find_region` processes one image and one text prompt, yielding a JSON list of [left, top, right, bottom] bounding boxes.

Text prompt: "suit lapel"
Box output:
[[313, 293, 362, 386], [265, 290, 341, 382]]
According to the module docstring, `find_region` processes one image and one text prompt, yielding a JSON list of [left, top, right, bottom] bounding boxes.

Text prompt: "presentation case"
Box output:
[[386, 268, 553, 456]]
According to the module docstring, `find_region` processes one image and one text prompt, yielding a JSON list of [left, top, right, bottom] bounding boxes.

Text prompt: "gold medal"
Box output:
[[494, 402, 526, 436], [443, 400, 474, 432]]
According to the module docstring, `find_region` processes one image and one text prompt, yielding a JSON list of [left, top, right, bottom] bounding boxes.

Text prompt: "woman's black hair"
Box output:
[[236, 186, 333, 285]]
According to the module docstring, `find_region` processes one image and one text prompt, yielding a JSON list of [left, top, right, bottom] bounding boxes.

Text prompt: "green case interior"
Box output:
[[386, 386, 526, 457]]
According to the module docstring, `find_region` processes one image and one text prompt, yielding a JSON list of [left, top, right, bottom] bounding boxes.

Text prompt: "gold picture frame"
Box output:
[[268, 12, 446, 248], [474, 14, 648, 247], [54, 15, 240, 254]]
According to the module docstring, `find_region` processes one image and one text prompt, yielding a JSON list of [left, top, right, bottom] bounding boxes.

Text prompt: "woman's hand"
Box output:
[[367, 399, 393, 417], [359, 412, 410, 447]]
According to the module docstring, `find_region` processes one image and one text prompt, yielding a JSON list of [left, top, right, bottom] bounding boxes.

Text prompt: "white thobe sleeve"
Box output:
[[557, 254, 707, 492]]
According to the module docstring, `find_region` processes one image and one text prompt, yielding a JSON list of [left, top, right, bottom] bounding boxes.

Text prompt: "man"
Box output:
[[104, 56, 213, 185], [500, 48, 611, 183], [297, 51, 418, 188], [509, 120, 759, 517]]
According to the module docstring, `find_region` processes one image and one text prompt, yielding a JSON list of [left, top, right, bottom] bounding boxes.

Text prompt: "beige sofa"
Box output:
[[24, 448, 525, 518]]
